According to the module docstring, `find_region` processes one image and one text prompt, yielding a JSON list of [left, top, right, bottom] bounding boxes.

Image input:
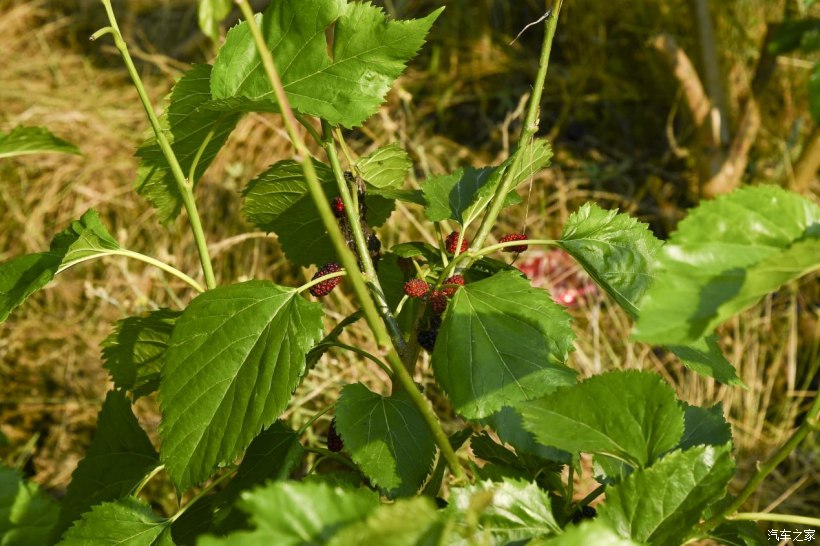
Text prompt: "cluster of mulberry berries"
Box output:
[[499, 233, 528, 253], [309, 263, 343, 297]]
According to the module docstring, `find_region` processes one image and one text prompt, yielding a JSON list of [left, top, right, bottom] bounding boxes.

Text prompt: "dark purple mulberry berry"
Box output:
[[499, 233, 528, 253], [327, 418, 344, 452], [429, 290, 448, 314], [404, 278, 429, 298], [331, 197, 345, 217], [442, 274, 465, 297], [310, 263, 343, 297], [571, 505, 597, 524], [445, 231, 468, 254], [417, 329, 438, 352]]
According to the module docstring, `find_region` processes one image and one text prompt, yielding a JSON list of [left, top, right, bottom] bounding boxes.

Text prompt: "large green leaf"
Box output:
[[54, 391, 160, 541], [198, 0, 232, 42], [668, 336, 743, 387], [481, 407, 572, 464], [199, 481, 379, 545], [534, 521, 641, 546], [0, 125, 80, 158], [0, 465, 59, 546], [335, 383, 436, 497], [432, 270, 576, 419], [709, 520, 766, 546], [210, 0, 442, 128], [634, 186, 820, 344], [57, 497, 171, 546], [448, 479, 561, 543], [678, 403, 732, 451], [519, 370, 684, 468], [326, 497, 444, 546], [102, 309, 181, 399], [598, 444, 735, 545], [158, 281, 323, 490], [356, 144, 412, 190], [136, 64, 242, 222], [241, 160, 394, 267], [0, 210, 119, 324]]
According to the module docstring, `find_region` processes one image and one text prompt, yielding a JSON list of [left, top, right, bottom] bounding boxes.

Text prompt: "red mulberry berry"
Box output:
[[499, 233, 528, 253], [429, 290, 448, 314], [331, 197, 345, 217], [442, 275, 465, 298], [417, 329, 438, 352], [404, 278, 429, 298], [445, 231, 468, 254], [327, 418, 344, 452], [310, 263, 343, 297]]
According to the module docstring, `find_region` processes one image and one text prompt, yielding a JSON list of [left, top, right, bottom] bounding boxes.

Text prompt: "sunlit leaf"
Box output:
[[0, 125, 80, 158]]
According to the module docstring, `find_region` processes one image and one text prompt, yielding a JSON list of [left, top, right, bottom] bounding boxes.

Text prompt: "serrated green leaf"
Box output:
[[136, 64, 241, 222], [198, 0, 232, 42], [432, 270, 576, 419], [519, 370, 684, 468], [102, 309, 180, 398], [634, 186, 820, 344], [668, 336, 743, 387], [811, 63, 820, 123], [534, 520, 642, 546], [54, 391, 159, 541], [57, 497, 170, 546], [390, 242, 440, 262], [159, 281, 323, 490], [327, 497, 444, 546], [336, 383, 436, 497], [448, 479, 561, 542], [370, 187, 426, 205], [0, 465, 59, 546], [0, 125, 80, 158], [709, 520, 766, 546], [0, 210, 119, 324], [481, 406, 572, 464], [679, 403, 732, 451], [241, 160, 394, 267], [199, 481, 379, 545], [356, 144, 412, 189], [599, 444, 735, 545], [211, 1, 441, 128], [558, 202, 663, 318]]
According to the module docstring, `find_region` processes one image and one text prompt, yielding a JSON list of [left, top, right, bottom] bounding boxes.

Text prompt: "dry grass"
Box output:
[[0, 0, 817, 529]]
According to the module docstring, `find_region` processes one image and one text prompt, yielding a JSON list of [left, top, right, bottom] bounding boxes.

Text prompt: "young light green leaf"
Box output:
[[558, 202, 663, 319], [241, 160, 394, 266], [54, 391, 160, 541], [448, 479, 561, 542], [198, 0, 232, 42], [356, 144, 412, 190], [136, 64, 242, 222], [199, 481, 379, 545], [0, 125, 80, 158], [534, 520, 642, 546], [57, 497, 170, 546], [159, 281, 323, 490], [432, 270, 577, 419], [679, 403, 732, 451], [599, 444, 735, 545], [519, 370, 684, 468], [102, 309, 180, 398], [634, 186, 820, 344], [335, 383, 436, 497], [211, 0, 442, 128], [0, 210, 119, 324], [0, 465, 59, 546], [326, 497, 444, 546]]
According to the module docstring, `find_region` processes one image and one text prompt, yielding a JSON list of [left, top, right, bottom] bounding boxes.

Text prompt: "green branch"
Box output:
[[728, 512, 820, 527]]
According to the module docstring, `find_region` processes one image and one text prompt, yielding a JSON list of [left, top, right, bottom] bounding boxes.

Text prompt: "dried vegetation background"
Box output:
[[1, 0, 817, 522]]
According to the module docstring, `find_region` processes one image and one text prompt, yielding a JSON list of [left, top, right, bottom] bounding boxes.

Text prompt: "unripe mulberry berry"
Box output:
[[429, 290, 448, 314], [417, 329, 438, 352], [331, 196, 345, 217], [499, 233, 528, 253], [442, 275, 465, 297], [445, 231, 468, 254], [310, 263, 343, 297], [327, 418, 344, 452], [404, 278, 429, 298]]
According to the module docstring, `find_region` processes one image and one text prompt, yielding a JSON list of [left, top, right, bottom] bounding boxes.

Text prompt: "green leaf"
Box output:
[[768, 18, 820, 54], [448, 479, 561, 542], [0, 465, 59, 546], [198, 0, 232, 42], [335, 383, 436, 497], [811, 62, 820, 123], [54, 391, 160, 541], [102, 309, 181, 398], [432, 270, 576, 419], [159, 280, 323, 490], [0, 125, 80, 158], [136, 64, 242, 222], [634, 186, 820, 344], [481, 406, 572, 464], [241, 160, 394, 267], [558, 202, 663, 318], [390, 242, 440, 262], [668, 336, 743, 387], [519, 370, 684, 468], [0, 210, 119, 324], [327, 497, 444, 546], [709, 520, 766, 546], [535, 520, 642, 546], [679, 403, 732, 451], [356, 144, 412, 189], [369, 187, 426, 206], [57, 497, 171, 546], [211, 1, 442, 128], [199, 481, 379, 545], [598, 444, 735, 545]]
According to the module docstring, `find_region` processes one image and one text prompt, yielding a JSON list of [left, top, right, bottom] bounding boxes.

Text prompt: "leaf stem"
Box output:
[[477, 238, 557, 256], [132, 464, 165, 497], [727, 512, 820, 527], [235, 0, 465, 481], [170, 467, 235, 522], [321, 341, 393, 377], [97, 0, 216, 290], [303, 446, 361, 473], [296, 269, 348, 295]]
